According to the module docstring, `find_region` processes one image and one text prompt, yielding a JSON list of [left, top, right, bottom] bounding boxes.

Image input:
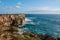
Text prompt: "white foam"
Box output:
[[24, 18, 36, 25], [25, 18, 32, 21]]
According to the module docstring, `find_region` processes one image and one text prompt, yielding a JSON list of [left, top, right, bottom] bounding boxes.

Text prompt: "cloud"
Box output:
[[0, 5, 21, 13], [15, 2, 22, 8], [24, 7, 60, 14], [0, 1, 22, 13], [16, 5, 21, 8]]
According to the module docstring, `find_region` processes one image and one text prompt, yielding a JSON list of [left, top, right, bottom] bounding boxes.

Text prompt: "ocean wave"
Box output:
[[25, 18, 35, 25], [25, 18, 32, 21]]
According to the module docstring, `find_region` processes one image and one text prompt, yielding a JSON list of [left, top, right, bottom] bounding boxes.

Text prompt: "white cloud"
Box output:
[[24, 7, 60, 14], [15, 2, 22, 8], [0, 6, 21, 13], [16, 5, 21, 8]]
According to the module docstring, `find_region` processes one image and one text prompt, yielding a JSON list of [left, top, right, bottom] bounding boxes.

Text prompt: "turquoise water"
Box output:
[[19, 14, 60, 37]]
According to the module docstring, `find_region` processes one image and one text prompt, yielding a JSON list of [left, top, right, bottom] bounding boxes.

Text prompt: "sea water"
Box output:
[[19, 14, 60, 37]]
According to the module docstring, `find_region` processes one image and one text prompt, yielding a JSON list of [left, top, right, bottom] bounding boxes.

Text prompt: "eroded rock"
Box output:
[[0, 14, 25, 40]]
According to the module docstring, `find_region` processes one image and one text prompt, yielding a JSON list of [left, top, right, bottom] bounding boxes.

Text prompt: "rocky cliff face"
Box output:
[[0, 14, 25, 40]]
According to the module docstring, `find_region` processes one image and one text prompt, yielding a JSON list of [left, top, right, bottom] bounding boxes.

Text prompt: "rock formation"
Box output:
[[38, 34, 57, 40], [0, 14, 25, 40]]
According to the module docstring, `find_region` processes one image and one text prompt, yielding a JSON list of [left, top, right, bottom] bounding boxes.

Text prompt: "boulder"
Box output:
[[57, 38, 60, 40], [39, 34, 57, 40]]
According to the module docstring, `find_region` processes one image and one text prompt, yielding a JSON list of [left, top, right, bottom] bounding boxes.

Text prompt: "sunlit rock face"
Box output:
[[0, 14, 25, 31], [10, 14, 25, 27], [0, 14, 25, 40], [0, 14, 25, 26]]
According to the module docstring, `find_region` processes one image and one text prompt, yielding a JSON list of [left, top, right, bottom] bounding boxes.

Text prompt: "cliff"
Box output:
[[0, 14, 25, 40]]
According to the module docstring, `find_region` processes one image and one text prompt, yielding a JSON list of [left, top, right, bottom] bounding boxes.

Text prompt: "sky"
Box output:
[[0, 0, 60, 14]]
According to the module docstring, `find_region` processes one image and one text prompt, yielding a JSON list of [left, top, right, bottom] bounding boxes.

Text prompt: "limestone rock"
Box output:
[[0, 14, 25, 40]]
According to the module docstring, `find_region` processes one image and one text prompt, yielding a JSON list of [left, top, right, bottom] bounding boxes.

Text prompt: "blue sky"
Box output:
[[0, 0, 60, 14]]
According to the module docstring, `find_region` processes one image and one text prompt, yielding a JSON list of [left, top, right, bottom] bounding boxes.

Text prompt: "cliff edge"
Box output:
[[0, 14, 25, 40]]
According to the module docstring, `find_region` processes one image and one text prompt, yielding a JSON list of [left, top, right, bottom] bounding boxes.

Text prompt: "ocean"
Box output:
[[19, 14, 60, 37]]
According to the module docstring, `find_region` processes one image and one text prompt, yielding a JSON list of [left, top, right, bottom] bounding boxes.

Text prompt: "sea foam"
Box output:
[[25, 18, 32, 21], [25, 18, 35, 25]]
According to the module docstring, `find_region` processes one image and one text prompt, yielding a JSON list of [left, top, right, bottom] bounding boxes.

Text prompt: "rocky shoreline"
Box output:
[[0, 14, 60, 40]]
